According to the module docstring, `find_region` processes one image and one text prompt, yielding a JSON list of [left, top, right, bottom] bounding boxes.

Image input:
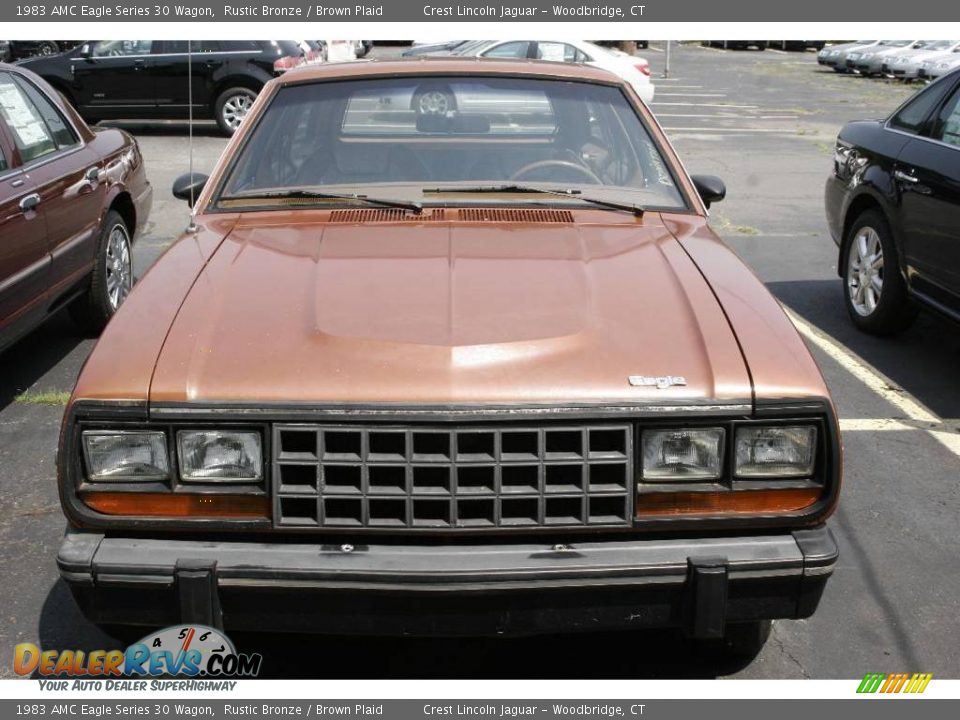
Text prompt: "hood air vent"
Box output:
[[327, 208, 575, 224]]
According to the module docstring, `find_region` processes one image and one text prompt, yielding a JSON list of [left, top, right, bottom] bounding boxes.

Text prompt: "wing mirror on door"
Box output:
[[79, 44, 93, 60], [690, 175, 726, 209], [172, 173, 209, 207]]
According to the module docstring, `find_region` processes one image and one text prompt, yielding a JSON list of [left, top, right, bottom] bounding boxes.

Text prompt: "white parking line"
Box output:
[[656, 92, 728, 98], [651, 102, 759, 109], [663, 127, 791, 133], [785, 310, 960, 458]]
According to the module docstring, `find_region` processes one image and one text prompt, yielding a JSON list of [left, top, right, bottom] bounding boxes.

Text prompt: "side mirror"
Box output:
[[79, 44, 93, 60], [691, 174, 726, 209], [172, 172, 208, 207]]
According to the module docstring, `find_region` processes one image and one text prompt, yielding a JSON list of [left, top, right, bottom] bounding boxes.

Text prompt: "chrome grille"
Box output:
[[272, 424, 633, 529]]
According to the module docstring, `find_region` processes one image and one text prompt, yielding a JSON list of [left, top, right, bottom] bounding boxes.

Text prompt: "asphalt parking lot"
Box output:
[[1, 42, 958, 679]]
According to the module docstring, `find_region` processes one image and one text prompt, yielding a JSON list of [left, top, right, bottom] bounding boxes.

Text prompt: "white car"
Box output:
[[888, 41, 960, 79], [440, 40, 655, 103], [919, 52, 960, 80], [322, 40, 358, 63]]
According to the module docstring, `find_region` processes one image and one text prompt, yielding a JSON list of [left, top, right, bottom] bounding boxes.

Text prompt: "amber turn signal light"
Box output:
[[636, 487, 822, 516], [81, 492, 270, 518]]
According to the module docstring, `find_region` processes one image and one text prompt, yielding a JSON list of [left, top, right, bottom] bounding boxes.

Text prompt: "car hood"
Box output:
[[148, 212, 753, 406]]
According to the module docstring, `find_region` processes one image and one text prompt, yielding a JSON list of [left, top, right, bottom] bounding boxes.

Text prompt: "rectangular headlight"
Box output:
[[735, 426, 817, 478], [178, 431, 263, 483], [82, 431, 169, 482], [641, 428, 724, 481]]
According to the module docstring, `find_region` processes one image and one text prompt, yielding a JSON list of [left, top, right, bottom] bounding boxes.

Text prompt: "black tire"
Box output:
[[69, 210, 133, 334], [35, 41, 59, 56], [214, 86, 258, 135], [412, 85, 457, 116], [841, 208, 917, 335]]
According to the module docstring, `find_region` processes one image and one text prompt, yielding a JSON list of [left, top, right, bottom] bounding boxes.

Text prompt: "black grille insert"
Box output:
[[273, 424, 632, 530]]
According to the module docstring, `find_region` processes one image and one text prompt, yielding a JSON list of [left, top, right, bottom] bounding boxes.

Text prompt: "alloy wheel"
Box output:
[[105, 224, 132, 311], [847, 226, 884, 316], [222, 93, 254, 131]]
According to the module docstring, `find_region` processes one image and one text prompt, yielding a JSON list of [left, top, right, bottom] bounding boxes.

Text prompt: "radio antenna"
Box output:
[[188, 39, 195, 210]]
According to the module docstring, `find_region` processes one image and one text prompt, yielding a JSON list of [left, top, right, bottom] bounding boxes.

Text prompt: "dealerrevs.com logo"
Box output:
[[14, 625, 262, 685], [857, 672, 933, 694]]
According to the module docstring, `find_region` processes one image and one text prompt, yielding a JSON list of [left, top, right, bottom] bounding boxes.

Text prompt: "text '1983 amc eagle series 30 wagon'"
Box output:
[[57, 58, 840, 658]]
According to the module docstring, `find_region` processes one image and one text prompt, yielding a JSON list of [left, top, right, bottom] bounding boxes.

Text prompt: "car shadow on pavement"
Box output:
[[768, 279, 960, 420], [0, 311, 87, 413], [35, 582, 753, 679]]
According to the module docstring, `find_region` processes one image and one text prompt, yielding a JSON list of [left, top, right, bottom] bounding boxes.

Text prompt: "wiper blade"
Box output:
[[423, 184, 644, 216], [221, 189, 422, 213]]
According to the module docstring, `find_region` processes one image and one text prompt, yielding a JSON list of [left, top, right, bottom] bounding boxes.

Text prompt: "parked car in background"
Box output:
[[594, 41, 649, 49], [919, 52, 960, 80], [0, 41, 10, 63], [18, 40, 304, 135], [888, 41, 960, 80], [354, 41, 373, 58], [299, 41, 325, 65], [826, 68, 960, 333], [425, 40, 654, 103], [847, 40, 921, 75], [403, 41, 470, 57], [322, 40, 358, 62], [819, 40, 881, 72], [4, 40, 82, 60], [57, 59, 839, 657], [703, 41, 767, 50], [0, 62, 152, 352], [769, 41, 825, 51]]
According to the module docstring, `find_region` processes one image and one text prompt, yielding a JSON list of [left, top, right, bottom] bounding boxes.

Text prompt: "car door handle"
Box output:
[[894, 169, 919, 184], [85, 166, 100, 183], [19, 193, 41, 213]]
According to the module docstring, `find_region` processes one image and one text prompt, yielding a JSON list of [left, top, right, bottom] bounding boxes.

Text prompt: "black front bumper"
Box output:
[[59, 526, 837, 638]]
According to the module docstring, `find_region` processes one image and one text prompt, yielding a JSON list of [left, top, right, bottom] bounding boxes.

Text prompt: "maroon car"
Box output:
[[0, 62, 152, 352]]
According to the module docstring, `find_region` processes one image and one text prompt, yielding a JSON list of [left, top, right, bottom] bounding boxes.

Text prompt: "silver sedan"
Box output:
[[886, 41, 960, 79]]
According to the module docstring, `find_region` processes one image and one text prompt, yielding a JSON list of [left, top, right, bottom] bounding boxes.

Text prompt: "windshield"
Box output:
[[217, 76, 687, 211]]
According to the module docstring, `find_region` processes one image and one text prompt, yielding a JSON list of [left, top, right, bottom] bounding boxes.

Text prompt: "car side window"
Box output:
[[889, 79, 955, 135], [932, 85, 960, 147], [0, 145, 7, 173], [481, 42, 530, 59], [537, 43, 579, 63], [93, 40, 153, 57], [13, 75, 79, 150], [0, 72, 57, 163]]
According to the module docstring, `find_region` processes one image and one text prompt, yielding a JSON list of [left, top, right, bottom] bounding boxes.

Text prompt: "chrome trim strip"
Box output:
[[149, 403, 753, 421]]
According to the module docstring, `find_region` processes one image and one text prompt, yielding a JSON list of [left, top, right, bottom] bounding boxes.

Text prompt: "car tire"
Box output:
[[214, 86, 258, 135], [842, 208, 917, 335], [69, 211, 133, 334], [36, 41, 59, 56]]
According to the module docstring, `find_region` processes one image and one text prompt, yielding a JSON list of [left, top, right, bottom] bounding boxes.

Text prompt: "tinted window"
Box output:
[[0, 145, 7, 172], [162, 41, 222, 54], [219, 76, 687, 210], [889, 79, 955, 134], [220, 41, 261, 52], [93, 40, 153, 57], [0, 73, 56, 162], [933, 84, 960, 147], [13, 75, 78, 150]]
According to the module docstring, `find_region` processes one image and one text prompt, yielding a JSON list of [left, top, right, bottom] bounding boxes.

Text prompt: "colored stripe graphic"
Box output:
[[857, 672, 932, 693]]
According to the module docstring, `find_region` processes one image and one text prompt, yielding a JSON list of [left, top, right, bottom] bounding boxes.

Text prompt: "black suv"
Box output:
[[18, 40, 304, 134], [826, 68, 960, 334]]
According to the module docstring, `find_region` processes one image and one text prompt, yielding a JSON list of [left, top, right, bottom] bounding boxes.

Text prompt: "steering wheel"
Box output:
[[510, 159, 603, 185]]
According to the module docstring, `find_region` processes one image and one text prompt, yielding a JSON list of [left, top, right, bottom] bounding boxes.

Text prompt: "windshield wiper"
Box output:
[[423, 184, 645, 216], [221, 189, 422, 213]]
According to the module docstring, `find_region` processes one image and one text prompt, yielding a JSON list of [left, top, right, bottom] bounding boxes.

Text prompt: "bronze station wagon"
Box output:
[[57, 59, 840, 656]]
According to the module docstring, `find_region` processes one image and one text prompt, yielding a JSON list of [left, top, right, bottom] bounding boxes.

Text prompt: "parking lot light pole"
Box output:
[[664, 40, 671, 77]]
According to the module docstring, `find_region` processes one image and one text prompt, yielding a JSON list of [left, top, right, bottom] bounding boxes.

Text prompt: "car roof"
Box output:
[[277, 57, 627, 87]]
